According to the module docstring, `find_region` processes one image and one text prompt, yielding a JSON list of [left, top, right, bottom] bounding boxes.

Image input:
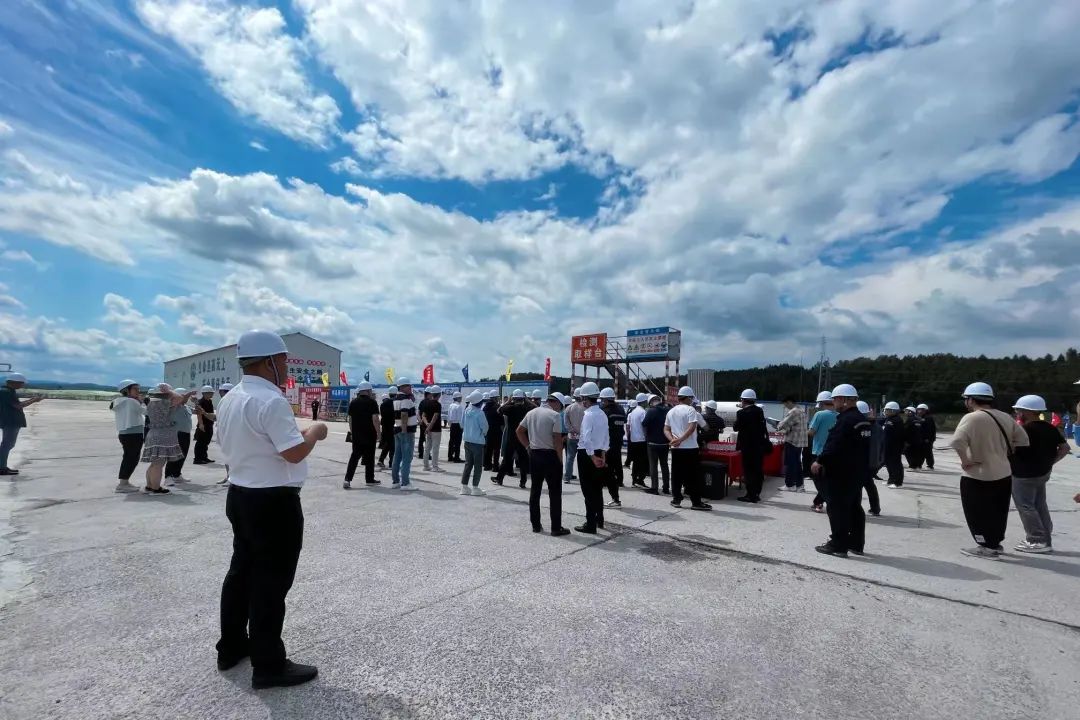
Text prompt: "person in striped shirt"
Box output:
[[392, 378, 419, 489]]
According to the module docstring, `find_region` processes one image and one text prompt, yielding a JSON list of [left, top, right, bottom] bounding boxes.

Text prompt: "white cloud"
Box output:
[[0, 249, 47, 271], [136, 0, 340, 146], [249, 140, 268, 152]]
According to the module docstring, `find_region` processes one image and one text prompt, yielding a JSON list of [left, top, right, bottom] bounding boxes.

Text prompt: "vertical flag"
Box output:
[[339, 370, 348, 385], [504, 359, 514, 382], [544, 357, 551, 382], [461, 364, 469, 382], [385, 367, 395, 384], [364, 371, 370, 382], [286, 377, 295, 389], [320, 372, 330, 388], [422, 364, 435, 385]]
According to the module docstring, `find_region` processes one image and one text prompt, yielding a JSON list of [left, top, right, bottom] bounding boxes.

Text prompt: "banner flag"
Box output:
[[320, 373, 330, 388], [364, 371, 370, 382], [544, 358, 551, 382], [461, 364, 469, 382], [505, 359, 514, 382], [286, 377, 295, 389], [339, 371, 348, 385], [422, 364, 435, 385], [385, 367, 395, 384]]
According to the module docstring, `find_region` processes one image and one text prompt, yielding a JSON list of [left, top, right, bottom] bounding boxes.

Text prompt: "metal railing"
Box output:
[[602, 338, 666, 398]]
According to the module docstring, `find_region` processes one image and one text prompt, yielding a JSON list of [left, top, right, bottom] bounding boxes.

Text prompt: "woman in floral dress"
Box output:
[[141, 383, 192, 494]]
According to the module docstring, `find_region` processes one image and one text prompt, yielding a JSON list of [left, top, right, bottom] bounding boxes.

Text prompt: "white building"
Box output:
[[163, 332, 342, 391]]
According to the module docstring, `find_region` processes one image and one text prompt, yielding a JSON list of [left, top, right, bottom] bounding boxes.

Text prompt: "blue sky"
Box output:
[[2, 0, 1080, 387]]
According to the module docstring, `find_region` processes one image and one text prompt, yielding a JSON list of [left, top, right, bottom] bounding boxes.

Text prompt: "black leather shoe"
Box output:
[[574, 524, 597, 534], [643, 488, 660, 495], [551, 527, 571, 536], [252, 660, 318, 689], [519, 482, 527, 489], [217, 651, 249, 671], [532, 525, 544, 533], [815, 543, 848, 558]]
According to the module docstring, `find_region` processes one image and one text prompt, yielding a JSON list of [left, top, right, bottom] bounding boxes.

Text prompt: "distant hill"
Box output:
[[26, 381, 117, 392]]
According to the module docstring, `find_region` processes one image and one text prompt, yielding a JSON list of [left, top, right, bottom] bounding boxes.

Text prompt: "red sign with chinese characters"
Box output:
[[666, 385, 679, 406], [570, 333, 608, 365]]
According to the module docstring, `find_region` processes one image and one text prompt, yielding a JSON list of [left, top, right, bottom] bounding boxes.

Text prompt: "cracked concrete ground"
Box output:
[[2, 401, 1080, 719]]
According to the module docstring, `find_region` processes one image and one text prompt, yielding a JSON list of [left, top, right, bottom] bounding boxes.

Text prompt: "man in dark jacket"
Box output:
[[493, 390, 531, 487], [881, 402, 905, 488], [377, 388, 397, 469], [344, 382, 380, 488], [192, 386, 217, 464], [699, 401, 726, 444], [917, 404, 937, 470], [904, 407, 927, 470], [599, 388, 627, 506], [812, 384, 871, 557], [734, 389, 771, 503], [642, 395, 671, 495], [483, 393, 503, 470]]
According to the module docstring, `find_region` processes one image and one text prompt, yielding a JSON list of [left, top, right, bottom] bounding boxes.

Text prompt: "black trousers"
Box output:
[[193, 426, 213, 462], [217, 485, 303, 672], [529, 449, 563, 530], [960, 475, 1012, 549], [312, 408, 319, 421], [417, 425, 426, 458], [885, 452, 904, 486], [484, 431, 502, 470], [825, 475, 865, 553], [671, 448, 702, 505], [863, 474, 880, 514], [448, 423, 463, 461], [647, 444, 670, 492], [741, 450, 765, 499], [905, 444, 925, 469], [497, 438, 529, 484], [378, 433, 394, 465], [628, 442, 647, 483], [924, 445, 935, 469], [118, 433, 143, 480], [345, 439, 377, 483], [165, 432, 190, 478], [576, 450, 606, 530], [608, 446, 624, 485]]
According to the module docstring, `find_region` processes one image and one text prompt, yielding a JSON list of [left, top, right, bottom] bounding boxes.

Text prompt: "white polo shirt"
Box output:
[[448, 402, 463, 424], [579, 404, 610, 454], [217, 375, 307, 488], [665, 403, 706, 450], [627, 406, 647, 442]]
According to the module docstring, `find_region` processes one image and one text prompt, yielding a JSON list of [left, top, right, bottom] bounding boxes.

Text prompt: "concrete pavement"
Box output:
[[2, 400, 1079, 719]]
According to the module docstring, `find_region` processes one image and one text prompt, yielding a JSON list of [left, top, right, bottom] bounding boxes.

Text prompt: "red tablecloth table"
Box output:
[[700, 441, 784, 485]]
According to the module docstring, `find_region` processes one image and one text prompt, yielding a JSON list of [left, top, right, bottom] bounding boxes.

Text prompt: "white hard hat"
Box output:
[[6, 372, 26, 384], [219, 383, 233, 391], [532, 390, 544, 398], [387, 385, 399, 394], [429, 385, 442, 394], [466, 390, 484, 403], [704, 400, 718, 410], [740, 389, 757, 400], [648, 393, 660, 404], [578, 381, 601, 398], [512, 389, 525, 398], [628, 399, 638, 408], [453, 391, 462, 398], [562, 395, 573, 406], [916, 403, 928, 411], [831, 383, 858, 398], [396, 376, 412, 387], [856, 401, 870, 414], [816, 391, 833, 403], [963, 381, 994, 399], [679, 386, 695, 398], [200, 385, 213, 393], [1013, 395, 1047, 412], [236, 330, 288, 358], [572, 387, 582, 399], [118, 379, 139, 392], [884, 401, 901, 411], [635, 392, 648, 403], [154, 382, 174, 394], [174, 387, 188, 395], [357, 381, 373, 391], [599, 387, 617, 399], [905, 406, 916, 413]]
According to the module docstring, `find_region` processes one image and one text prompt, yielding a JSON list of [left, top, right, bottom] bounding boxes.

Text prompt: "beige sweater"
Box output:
[[949, 408, 1030, 481]]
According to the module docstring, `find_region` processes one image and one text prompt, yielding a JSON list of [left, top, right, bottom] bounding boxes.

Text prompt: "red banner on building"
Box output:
[[422, 364, 435, 385], [544, 357, 551, 381], [570, 333, 607, 365]]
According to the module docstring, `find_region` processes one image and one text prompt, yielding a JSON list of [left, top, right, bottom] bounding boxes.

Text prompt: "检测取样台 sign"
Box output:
[[570, 333, 607, 364]]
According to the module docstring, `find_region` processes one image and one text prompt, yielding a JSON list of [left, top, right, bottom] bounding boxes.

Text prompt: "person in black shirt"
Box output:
[[344, 383, 381, 488], [881, 403, 905, 488], [311, 397, 320, 421], [483, 393, 503, 470], [377, 389, 397, 469], [419, 389, 444, 472], [192, 387, 216, 464], [904, 408, 927, 470], [1010, 395, 1069, 552], [812, 385, 871, 557], [734, 390, 770, 503], [699, 401, 725, 444], [642, 396, 670, 495], [416, 388, 432, 459], [917, 404, 937, 469], [493, 391, 531, 487], [599, 389, 627, 506]]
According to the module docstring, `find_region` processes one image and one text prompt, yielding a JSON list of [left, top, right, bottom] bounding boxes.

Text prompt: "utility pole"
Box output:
[[816, 336, 827, 394]]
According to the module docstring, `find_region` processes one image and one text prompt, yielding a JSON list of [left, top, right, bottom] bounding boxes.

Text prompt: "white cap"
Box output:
[[357, 381, 373, 391], [429, 385, 442, 394], [635, 392, 649, 403], [917, 403, 928, 411], [1013, 395, 1046, 412], [678, 385, 695, 398], [201, 385, 214, 393], [387, 385, 399, 394], [856, 401, 870, 414], [236, 330, 288, 358], [5, 372, 26, 384], [831, 383, 858, 398], [219, 383, 233, 391], [599, 387, 617, 399], [816, 391, 833, 403], [118, 379, 139, 392], [396, 376, 412, 387], [512, 389, 525, 398], [466, 390, 484, 403], [884, 401, 901, 411], [704, 400, 718, 410], [578, 381, 600, 398], [740, 389, 757, 400], [963, 381, 994, 399]]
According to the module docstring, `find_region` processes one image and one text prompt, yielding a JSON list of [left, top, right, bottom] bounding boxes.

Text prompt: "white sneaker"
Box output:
[[392, 482, 401, 488], [163, 477, 176, 487], [797, 486, 807, 493], [401, 484, 418, 491], [432, 466, 442, 472], [459, 486, 471, 495], [605, 500, 622, 508], [114, 481, 138, 493], [174, 475, 188, 483], [470, 486, 486, 496], [887, 484, 897, 488], [961, 546, 1000, 560], [423, 465, 430, 472], [1014, 541, 1052, 554]]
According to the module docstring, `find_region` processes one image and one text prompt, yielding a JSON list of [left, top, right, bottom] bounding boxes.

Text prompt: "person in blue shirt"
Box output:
[[808, 391, 838, 512], [460, 391, 489, 494]]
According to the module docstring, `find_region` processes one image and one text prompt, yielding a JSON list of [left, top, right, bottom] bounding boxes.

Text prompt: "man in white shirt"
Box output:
[[517, 394, 570, 536], [447, 391, 464, 463], [627, 392, 649, 487], [214, 331, 328, 690], [664, 386, 712, 511], [574, 382, 609, 534]]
